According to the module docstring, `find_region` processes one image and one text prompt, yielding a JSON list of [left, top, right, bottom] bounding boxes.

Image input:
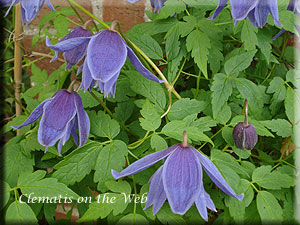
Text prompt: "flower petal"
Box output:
[[45, 0, 55, 11], [46, 36, 91, 53], [79, 59, 95, 92], [57, 117, 75, 155], [38, 90, 77, 147], [272, 29, 286, 40], [162, 146, 202, 215], [87, 30, 127, 82], [99, 71, 119, 98], [126, 46, 164, 83], [73, 92, 90, 146], [4, 0, 19, 17], [21, 0, 40, 23], [209, 0, 228, 20], [144, 165, 166, 215], [195, 183, 217, 221], [71, 116, 79, 146], [112, 144, 179, 180], [11, 98, 52, 129], [230, 0, 258, 20], [192, 148, 244, 201]]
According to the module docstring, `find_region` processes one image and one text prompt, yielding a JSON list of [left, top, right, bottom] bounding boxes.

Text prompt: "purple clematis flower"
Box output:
[[11, 89, 90, 155], [273, 0, 300, 40], [1, 0, 55, 24], [210, 0, 281, 28], [128, 0, 166, 13], [46, 29, 164, 98], [49, 26, 92, 70], [112, 131, 244, 220]]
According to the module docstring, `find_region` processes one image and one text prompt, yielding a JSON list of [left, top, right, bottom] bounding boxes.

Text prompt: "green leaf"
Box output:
[[128, 71, 166, 112], [77, 193, 129, 222], [77, 90, 103, 108], [257, 30, 272, 64], [18, 170, 46, 186], [155, 0, 186, 20], [53, 15, 69, 37], [186, 29, 211, 78], [239, 179, 254, 207], [224, 50, 256, 75], [156, 204, 186, 225], [94, 140, 128, 191], [19, 177, 79, 200], [252, 165, 294, 189], [234, 78, 264, 118], [261, 119, 292, 137], [256, 191, 283, 223], [88, 111, 120, 139], [116, 213, 149, 225], [241, 19, 258, 51], [105, 180, 131, 194], [52, 142, 102, 185], [151, 134, 168, 152], [285, 87, 296, 124], [130, 33, 164, 60], [267, 77, 286, 115], [211, 73, 232, 124], [211, 149, 248, 177], [114, 101, 135, 123], [165, 23, 181, 61], [162, 120, 213, 145], [3, 144, 34, 187], [139, 100, 161, 131], [168, 98, 206, 121], [190, 116, 217, 132], [225, 195, 245, 223], [5, 202, 38, 225], [1, 180, 11, 210]]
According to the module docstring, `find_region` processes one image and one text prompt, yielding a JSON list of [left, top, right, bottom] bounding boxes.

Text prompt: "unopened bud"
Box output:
[[232, 122, 258, 150]]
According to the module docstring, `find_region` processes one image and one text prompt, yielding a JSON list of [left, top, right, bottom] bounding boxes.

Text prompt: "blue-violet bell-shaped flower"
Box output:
[[49, 26, 92, 70], [128, 0, 166, 13], [210, 0, 281, 28], [46, 27, 164, 97], [11, 85, 90, 155], [273, 0, 300, 40], [232, 99, 258, 150], [1, 0, 55, 24], [112, 131, 244, 220]]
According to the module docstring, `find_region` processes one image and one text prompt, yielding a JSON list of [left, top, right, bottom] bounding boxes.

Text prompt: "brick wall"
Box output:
[[23, 0, 150, 74]]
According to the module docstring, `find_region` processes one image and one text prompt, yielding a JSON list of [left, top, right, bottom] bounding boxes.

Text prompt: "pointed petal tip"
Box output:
[[236, 193, 244, 201], [111, 169, 121, 180]]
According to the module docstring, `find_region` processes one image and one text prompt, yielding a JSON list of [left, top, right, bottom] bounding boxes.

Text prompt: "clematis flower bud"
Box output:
[[1, 0, 55, 24], [232, 99, 258, 150], [11, 81, 90, 155]]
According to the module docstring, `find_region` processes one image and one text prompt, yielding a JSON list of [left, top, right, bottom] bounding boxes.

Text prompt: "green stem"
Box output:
[[128, 131, 150, 149], [67, 0, 87, 24], [171, 58, 186, 86], [194, 70, 201, 99], [4, 86, 30, 115]]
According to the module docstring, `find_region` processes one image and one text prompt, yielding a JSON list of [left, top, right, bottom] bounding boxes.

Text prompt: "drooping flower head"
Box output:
[[232, 99, 258, 150], [128, 0, 166, 13], [1, 0, 55, 24], [46, 26, 164, 98], [112, 131, 244, 220], [12, 85, 90, 155], [210, 0, 281, 28]]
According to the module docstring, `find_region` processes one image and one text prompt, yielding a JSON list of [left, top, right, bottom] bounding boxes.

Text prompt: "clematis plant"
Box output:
[[112, 131, 244, 221], [128, 0, 166, 13], [210, 0, 281, 28], [11, 81, 90, 155], [46, 24, 164, 97], [1, 0, 55, 24]]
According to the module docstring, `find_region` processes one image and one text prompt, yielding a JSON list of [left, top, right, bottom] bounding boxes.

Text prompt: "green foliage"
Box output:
[[2, 0, 298, 224]]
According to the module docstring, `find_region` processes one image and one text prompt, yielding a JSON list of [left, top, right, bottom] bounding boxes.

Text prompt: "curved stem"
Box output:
[[243, 99, 249, 127]]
